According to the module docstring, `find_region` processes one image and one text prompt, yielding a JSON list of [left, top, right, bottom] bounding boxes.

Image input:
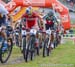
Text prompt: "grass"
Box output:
[[0, 40, 75, 67]]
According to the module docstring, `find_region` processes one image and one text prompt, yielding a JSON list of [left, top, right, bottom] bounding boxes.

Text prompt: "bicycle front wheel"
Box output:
[[25, 36, 35, 62], [0, 38, 13, 63], [43, 38, 50, 57]]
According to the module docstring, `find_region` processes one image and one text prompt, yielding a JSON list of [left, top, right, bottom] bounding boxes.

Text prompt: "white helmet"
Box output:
[[26, 6, 32, 14]]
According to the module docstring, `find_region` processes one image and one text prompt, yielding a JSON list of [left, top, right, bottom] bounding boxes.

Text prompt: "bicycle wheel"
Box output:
[[15, 36, 19, 47], [22, 37, 26, 60], [25, 36, 35, 62], [34, 46, 40, 56], [43, 38, 50, 57], [0, 38, 13, 63]]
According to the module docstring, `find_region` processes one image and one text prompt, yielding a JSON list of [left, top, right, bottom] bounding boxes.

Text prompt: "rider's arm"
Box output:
[[21, 13, 27, 22], [21, 13, 27, 18], [34, 12, 45, 30], [0, 3, 13, 25], [21, 13, 26, 28], [43, 15, 49, 20], [0, 3, 9, 15]]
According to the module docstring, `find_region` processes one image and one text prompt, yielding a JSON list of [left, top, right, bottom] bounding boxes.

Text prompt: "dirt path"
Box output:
[[0, 56, 25, 65]]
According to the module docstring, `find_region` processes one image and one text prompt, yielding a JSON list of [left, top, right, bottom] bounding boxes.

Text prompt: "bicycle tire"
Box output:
[[43, 38, 50, 57], [22, 37, 26, 60], [25, 36, 35, 62], [0, 38, 13, 63]]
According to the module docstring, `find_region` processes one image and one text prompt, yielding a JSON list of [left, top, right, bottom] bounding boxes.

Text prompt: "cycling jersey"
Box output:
[[46, 20, 54, 25], [22, 12, 42, 30], [0, 15, 6, 26], [0, 3, 9, 15], [44, 14, 55, 30], [0, 3, 9, 26]]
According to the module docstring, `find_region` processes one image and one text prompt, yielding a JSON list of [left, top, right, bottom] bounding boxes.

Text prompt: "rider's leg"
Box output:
[[0, 16, 8, 50], [38, 32, 43, 48], [45, 24, 50, 30], [50, 33, 54, 49], [26, 33, 30, 47], [1, 31, 8, 51]]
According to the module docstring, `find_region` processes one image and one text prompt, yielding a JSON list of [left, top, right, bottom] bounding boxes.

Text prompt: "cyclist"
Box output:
[[43, 11, 57, 30], [0, 3, 10, 36], [22, 6, 44, 30], [21, 6, 44, 53], [0, 3, 11, 50], [43, 11, 58, 49]]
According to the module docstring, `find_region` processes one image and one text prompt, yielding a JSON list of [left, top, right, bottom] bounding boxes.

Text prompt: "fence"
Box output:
[[62, 34, 75, 44]]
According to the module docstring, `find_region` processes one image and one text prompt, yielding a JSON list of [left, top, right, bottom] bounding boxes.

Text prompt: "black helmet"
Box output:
[[6, 25, 12, 31], [48, 11, 54, 16]]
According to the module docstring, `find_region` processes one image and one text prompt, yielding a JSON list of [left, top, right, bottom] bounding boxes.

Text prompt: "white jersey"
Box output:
[[0, 3, 9, 15]]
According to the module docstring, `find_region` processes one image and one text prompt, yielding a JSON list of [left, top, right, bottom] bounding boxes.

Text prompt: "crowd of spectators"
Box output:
[[2, 0, 11, 3], [63, 0, 75, 8]]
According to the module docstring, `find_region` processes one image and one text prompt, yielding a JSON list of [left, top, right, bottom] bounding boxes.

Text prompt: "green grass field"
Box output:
[[0, 39, 75, 67]]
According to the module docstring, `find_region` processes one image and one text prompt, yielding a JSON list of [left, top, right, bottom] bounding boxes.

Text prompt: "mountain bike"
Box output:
[[0, 26, 13, 63], [23, 28, 37, 62], [43, 29, 51, 57]]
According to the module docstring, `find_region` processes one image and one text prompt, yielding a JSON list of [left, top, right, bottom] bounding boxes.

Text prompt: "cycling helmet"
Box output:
[[26, 6, 33, 15], [6, 25, 12, 31], [48, 11, 54, 16]]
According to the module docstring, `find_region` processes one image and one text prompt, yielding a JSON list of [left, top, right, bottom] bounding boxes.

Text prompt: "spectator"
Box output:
[[62, 0, 66, 2], [70, 0, 74, 8], [2, 0, 10, 3], [66, 0, 71, 3]]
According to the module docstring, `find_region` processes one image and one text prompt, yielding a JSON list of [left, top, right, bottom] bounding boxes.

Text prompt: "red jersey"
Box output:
[[22, 12, 39, 29], [46, 20, 53, 25]]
